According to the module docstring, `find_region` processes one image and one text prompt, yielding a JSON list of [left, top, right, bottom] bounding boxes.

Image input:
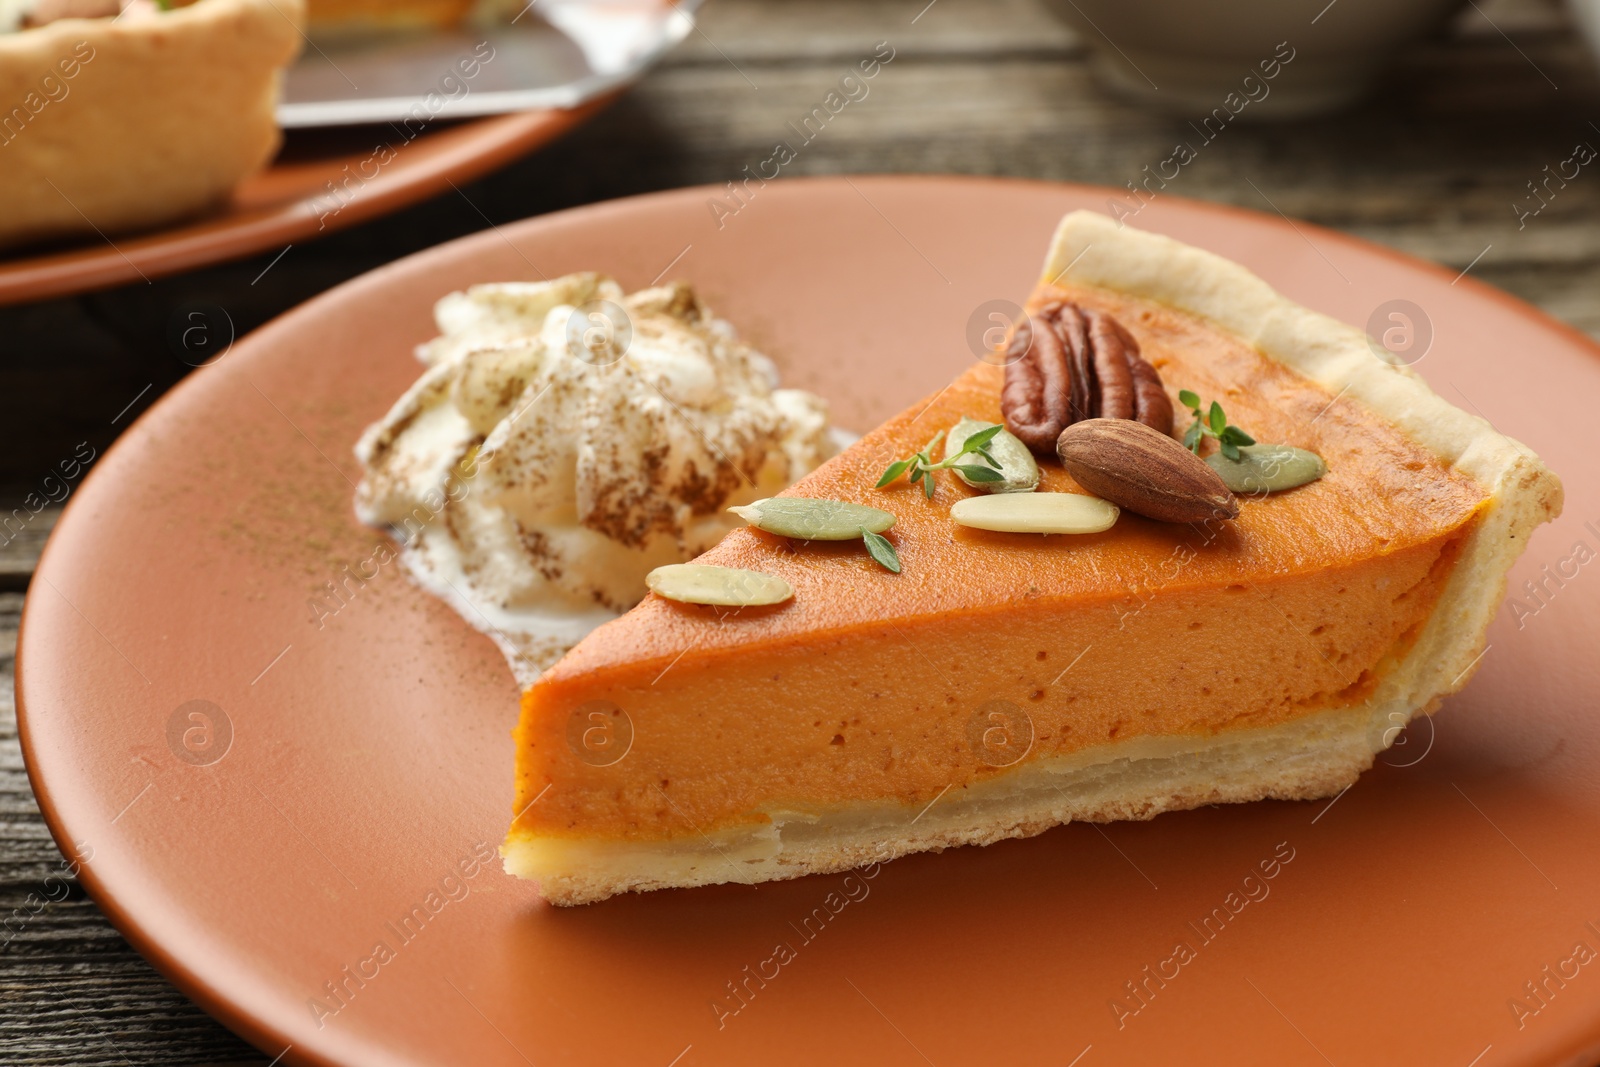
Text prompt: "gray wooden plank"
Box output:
[[0, 509, 56, 592]]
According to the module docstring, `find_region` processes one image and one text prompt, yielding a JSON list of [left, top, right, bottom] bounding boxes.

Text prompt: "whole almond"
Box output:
[[1056, 419, 1239, 524]]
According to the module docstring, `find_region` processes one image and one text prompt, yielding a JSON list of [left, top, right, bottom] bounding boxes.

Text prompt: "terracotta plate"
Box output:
[[18, 177, 1600, 1067], [0, 101, 611, 307]]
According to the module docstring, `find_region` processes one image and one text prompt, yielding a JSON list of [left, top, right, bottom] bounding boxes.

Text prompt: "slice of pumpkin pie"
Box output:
[[502, 210, 1562, 905]]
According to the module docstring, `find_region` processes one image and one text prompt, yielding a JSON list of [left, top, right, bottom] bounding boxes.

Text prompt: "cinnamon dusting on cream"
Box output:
[[354, 273, 840, 684]]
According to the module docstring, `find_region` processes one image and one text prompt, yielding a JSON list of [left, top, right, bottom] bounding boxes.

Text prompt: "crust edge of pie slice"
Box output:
[[502, 210, 1564, 906]]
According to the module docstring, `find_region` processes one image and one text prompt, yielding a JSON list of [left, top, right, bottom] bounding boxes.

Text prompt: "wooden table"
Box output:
[[2, 0, 1596, 1061]]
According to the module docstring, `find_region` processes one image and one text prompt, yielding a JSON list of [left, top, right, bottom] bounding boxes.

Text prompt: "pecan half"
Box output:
[[999, 303, 1173, 454], [998, 315, 1070, 453], [1085, 309, 1135, 422]]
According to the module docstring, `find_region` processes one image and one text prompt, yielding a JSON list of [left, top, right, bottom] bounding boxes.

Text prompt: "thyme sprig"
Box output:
[[876, 426, 1005, 500], [1178, 390, 1255, 461]]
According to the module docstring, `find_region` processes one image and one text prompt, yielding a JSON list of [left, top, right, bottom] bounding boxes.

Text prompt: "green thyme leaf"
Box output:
[[861, 528, 902, 573], [1179, 390, 1255, 459], [944, 416, 1039, 494], [1220, 425, 1255, 447], [960, 424, 1004, 452], [876, 458, 913, 488], [878, 418, 1041, 501]]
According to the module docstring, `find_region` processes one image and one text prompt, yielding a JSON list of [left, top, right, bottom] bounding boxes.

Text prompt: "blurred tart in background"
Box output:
[[0, 0, 304, 251], [306, 0, 474, 30], [305, 0, 520, 31]]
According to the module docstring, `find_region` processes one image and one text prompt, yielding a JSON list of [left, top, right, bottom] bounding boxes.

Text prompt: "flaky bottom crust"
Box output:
[[504, 698, 1418, 906]]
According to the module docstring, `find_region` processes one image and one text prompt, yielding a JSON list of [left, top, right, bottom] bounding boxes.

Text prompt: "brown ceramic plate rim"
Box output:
[[0, 98, 613, 308], [17, 175, 1600, 1066]]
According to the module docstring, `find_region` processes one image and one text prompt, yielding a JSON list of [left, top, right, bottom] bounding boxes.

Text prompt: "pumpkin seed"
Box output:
[[944, 416, 1040, 493], [1205, 443, 1326, 494], [949, 492, 1119, 534], [728, 497, 896, 540], [646, 564, 793, 606]]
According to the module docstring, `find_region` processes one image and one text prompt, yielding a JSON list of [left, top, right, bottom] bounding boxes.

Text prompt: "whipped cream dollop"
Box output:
[[355, 273, 839, 683]]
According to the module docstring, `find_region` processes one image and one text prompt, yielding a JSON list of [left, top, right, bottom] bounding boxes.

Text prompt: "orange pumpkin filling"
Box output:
[[510, 284, 1487, 843]]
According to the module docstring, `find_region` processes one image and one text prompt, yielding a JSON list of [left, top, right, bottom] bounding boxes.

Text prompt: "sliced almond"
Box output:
[[949, 492, 1119, 534], [646, 564, 793, 606]]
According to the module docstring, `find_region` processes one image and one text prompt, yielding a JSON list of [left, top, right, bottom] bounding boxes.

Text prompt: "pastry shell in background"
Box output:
[[305, 0, 477, 30], [0, 0, 304, 251]]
